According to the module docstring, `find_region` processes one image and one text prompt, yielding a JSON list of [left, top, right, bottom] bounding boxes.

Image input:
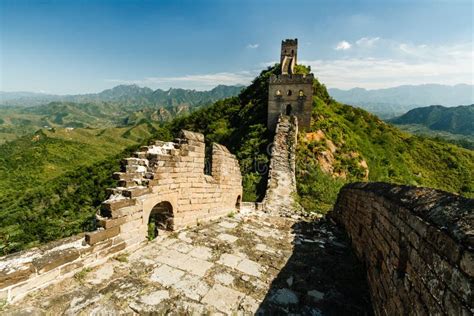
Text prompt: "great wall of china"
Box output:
[[0, 39, 472, 314]]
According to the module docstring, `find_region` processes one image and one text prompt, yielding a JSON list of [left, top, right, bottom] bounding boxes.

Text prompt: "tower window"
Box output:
[[276, 89, 281, 96], [299, 90, 304, 97], [286, 104, 292, 115], [287, 90, 292, 96]]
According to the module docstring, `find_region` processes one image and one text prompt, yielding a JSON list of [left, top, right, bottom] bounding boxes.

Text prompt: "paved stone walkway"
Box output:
[[2, 211, 372, 315]]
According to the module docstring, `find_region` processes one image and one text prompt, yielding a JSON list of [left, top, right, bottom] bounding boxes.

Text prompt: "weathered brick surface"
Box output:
[[263, 115, 301, 214], [85, 226, 120, 245], [334, 182, 473, 315], [99, 129, 242, 242]]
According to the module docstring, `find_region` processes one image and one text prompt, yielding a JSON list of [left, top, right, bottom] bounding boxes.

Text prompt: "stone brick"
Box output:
[[59, 261, 84, 276], [98, 216, 127, 229], [101, 198, 136, 213], [97, 242, 126, 258], [0, 263, 35, 289], [85, 227, 120, 245], [122, 186, 152, 198], [10, 268, 60, 301], [32, 248, 80, 274]]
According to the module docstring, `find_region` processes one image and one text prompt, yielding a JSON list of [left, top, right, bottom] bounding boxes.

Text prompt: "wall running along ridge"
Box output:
[[263, 114, 300, 214], [0, 130, 242, 303], [334, 182, 473, 315]]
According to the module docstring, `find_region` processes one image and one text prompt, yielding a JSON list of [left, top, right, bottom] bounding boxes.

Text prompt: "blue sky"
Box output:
[[1, 0, 472, 94]]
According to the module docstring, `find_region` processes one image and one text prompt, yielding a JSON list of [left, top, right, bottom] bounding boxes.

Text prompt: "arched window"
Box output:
[[275, 89, 281, 96], [148, 201, 174, 240], [287, 90, 292, 96], [286, 104, 292, 115], [299, 90, 304, 97]]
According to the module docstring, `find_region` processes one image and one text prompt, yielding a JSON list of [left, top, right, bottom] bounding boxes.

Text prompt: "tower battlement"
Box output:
[[269, 74, 314, 85], [282, 38, 298, 46]]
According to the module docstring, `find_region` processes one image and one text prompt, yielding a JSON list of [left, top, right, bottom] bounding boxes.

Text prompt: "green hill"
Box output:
[[389, 104, 474, 135]]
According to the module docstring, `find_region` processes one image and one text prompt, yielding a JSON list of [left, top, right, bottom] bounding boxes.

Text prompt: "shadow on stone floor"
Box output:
[[256, 217, 373, 315]]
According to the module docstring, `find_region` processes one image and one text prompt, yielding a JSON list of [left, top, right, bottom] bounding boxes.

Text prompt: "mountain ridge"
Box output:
[[0, 84, 245, 107], [329, 83, 474, 118]]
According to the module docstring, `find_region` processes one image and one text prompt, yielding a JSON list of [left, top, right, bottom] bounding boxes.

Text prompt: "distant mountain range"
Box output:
[[0, 84, 244, 143], [329, 84, 474, 118], [0, 84, 244, 108], [389, 104, 474, 136]]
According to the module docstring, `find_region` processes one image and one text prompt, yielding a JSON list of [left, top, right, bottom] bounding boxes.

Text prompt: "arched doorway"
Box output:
[[286, 104, 292, 115], [235, 195, 241, 210], [147, 201, 174, 240]]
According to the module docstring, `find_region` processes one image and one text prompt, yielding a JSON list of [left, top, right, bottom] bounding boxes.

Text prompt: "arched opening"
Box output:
[[299, 90, 304, 97], [287, 89, 292, 96], [235, 195, 241, 210], [286, 104, 292, 116], [147, 201, 174, 240], [275, 89, 281, 96]]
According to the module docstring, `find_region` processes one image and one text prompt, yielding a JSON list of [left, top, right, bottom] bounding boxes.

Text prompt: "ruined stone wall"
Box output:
[[334, 182, 473, 315], [263, 115, 300, 214], [95, 129, 242, 247], [0, 130, 242, 303]]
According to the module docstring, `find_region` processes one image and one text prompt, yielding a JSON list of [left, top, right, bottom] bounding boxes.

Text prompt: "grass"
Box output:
[[74, 267, 92, 283]]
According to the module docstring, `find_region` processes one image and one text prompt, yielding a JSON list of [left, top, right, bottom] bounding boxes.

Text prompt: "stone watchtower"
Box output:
[[268, 39, 314, 131]]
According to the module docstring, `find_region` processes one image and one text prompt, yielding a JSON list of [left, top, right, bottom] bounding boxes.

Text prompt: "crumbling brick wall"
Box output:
[[0, 130, 242, 303], [91, 129, 242, 247], [333, 182, 473, 315], [263, 115, 300, 214]]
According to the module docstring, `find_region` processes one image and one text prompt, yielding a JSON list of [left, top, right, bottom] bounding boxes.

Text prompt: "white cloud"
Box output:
[[105, 71, 256, 90], [301, 40, 473, 89], [335, 41, 352, 51], [247, 43, 259, 49], [356, 37, 380, 47]]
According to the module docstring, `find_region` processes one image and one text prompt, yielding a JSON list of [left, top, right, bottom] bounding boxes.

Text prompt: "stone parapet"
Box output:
[[333, 182, 473, 315], [269, 74, 314, 85]]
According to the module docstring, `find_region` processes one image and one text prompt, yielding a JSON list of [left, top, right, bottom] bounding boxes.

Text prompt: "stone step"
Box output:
[[113, 172, 143, 181], [122, 186, 152, 198], [118, 180, 141, 188], [101, 198, 136, 214]]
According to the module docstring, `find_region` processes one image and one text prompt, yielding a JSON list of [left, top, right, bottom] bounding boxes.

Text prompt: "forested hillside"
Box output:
[[1, 64, 473, 255], [389, 104, 474, 135]]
